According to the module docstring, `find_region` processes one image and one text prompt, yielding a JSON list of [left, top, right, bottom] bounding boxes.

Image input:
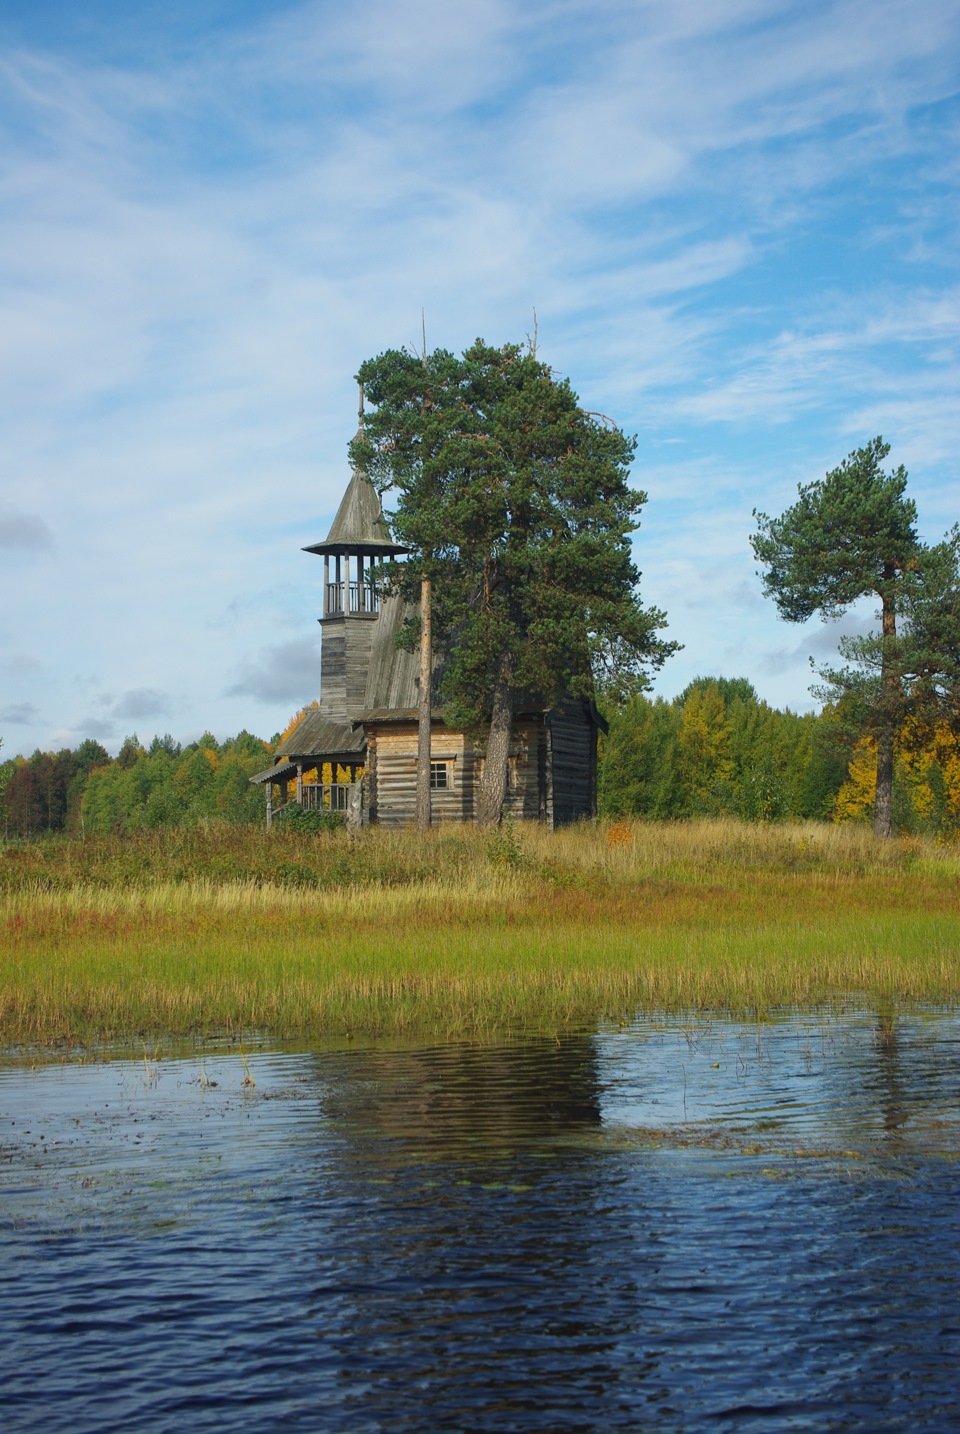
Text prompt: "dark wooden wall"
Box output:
[[546, 704, 598, 825]]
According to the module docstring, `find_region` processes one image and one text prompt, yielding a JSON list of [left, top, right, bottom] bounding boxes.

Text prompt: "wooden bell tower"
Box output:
[[302, 419, 408, 721]]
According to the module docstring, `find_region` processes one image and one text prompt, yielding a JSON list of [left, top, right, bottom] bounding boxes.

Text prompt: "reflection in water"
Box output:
[[307, 1038, 617, 1428], [1, 1008, 959, 1432], [316, 1034, 602, 1148], [874, 997, 909, 1135]]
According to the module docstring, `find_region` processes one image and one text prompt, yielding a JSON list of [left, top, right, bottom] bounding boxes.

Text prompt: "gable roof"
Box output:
[[362, 593, 422, 710]]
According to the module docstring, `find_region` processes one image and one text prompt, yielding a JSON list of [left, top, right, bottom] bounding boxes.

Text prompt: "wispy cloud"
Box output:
[[226, 637, 321, 705], [0, 507, 54, 553], [0, 0, 956, 751]]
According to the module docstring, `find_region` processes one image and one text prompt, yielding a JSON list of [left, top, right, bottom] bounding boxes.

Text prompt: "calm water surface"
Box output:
[[2, 1008, 959, 1432]]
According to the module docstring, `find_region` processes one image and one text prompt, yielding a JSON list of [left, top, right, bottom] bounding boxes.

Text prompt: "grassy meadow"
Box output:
[[2, 819, 959, 1045]]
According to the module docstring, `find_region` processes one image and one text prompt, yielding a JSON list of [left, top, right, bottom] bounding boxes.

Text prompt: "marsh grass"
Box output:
[[2, 820, 958, 1044]]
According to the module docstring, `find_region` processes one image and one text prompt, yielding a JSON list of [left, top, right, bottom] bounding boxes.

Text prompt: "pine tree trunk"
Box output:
[[873, 590, 896, 839], [415, 574, 432, 831], [476, 649, 514, 827]]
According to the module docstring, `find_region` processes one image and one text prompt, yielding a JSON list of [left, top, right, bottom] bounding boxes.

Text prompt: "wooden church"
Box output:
[[251, 437, 605, 827]]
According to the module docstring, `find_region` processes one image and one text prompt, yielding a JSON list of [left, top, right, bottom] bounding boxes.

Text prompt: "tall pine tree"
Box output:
[[354, 339, 677, 824], [752, 438, 921, 837]]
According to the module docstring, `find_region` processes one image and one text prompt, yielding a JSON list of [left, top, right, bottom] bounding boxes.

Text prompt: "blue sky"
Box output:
[[1, 0, 957, 756]]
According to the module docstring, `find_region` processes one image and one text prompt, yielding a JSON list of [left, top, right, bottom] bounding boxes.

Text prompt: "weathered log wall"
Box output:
[[502, 719, 546, 823], [318, 616, 377, 720], [363, 705, 597, 827], [368, 723, 475, 826], [366, 719, 546, 826]]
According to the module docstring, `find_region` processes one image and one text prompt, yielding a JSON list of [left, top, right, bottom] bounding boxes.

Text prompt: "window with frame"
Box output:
[[429, 761, 450, 790]]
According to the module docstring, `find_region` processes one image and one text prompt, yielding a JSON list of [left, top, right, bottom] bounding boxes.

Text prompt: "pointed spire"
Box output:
[[302, 396, 409, 559], [316, 469, 399, 552]]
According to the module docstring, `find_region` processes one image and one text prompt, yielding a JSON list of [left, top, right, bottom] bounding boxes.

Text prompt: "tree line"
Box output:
[[598, 677, 960, 833], [5, 681, 959, 839], [356, 342, 960, 836], [0, 731, 271, 840]]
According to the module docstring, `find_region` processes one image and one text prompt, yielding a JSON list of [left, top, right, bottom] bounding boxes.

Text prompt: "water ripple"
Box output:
[[2, 1009, 959, 1431]]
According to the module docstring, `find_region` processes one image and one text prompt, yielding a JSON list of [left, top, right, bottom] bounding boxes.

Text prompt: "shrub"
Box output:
[[274, 806, 346, 835]]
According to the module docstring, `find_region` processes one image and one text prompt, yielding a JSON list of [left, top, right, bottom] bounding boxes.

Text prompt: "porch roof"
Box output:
[[276, 709, 366, 761], [249, 761, 298, 786]]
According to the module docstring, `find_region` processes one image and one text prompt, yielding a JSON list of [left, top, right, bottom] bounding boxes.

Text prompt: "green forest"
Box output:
[[598, 678, 847, 822], [0, 730, 271, 839], [4, 676, 959, 840]]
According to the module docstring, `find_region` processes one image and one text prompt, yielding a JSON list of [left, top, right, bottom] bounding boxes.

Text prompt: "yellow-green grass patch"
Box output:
[[3, 818, 958, 1044]]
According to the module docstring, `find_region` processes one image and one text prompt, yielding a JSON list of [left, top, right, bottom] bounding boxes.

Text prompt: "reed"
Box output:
[[2, 820, 958, 1044]]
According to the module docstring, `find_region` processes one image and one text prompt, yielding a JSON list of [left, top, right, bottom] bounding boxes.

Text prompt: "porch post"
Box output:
[[266, 782, 273, 830]]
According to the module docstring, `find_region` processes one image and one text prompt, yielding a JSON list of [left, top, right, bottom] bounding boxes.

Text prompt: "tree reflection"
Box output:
[[874, 996, 908, 1136]]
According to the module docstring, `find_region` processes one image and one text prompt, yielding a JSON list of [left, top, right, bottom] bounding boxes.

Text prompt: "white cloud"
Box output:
[[0, 0, 956, 752]]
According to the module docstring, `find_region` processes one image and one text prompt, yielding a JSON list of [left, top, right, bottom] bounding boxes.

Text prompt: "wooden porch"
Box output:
[[249, 762, 366, 828]]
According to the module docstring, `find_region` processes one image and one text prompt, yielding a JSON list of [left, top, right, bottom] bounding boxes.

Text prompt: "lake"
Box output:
[[2, 1006, 959, 1431]]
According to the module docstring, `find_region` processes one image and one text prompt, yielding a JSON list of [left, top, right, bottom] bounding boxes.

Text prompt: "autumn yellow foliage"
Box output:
[[676, 685, 734, 813], [278, 701, 319, 747], [834, 721, 960, 831], [899, 720, 960, 827], [833, 738, 878, 821]]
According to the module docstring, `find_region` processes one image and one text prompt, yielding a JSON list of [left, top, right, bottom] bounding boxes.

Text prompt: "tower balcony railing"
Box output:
[[325, 581, 381, 616]]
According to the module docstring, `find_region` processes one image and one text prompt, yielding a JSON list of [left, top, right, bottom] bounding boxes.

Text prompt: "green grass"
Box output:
[[2, 819, 959, 1044]]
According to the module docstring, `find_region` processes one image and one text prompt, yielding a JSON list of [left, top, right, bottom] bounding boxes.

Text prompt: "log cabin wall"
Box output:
[[546, 703, 598, 825], [366, 717, 553, 826], [367, 722, 477, 826]]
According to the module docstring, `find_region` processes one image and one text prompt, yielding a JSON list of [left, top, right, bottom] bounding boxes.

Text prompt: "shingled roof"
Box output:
[[302, 466, 408, 559], [273, 709, 366, 763]]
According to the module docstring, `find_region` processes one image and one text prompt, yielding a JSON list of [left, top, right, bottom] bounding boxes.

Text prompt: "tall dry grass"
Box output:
[[2, 819, 958, 1044]]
